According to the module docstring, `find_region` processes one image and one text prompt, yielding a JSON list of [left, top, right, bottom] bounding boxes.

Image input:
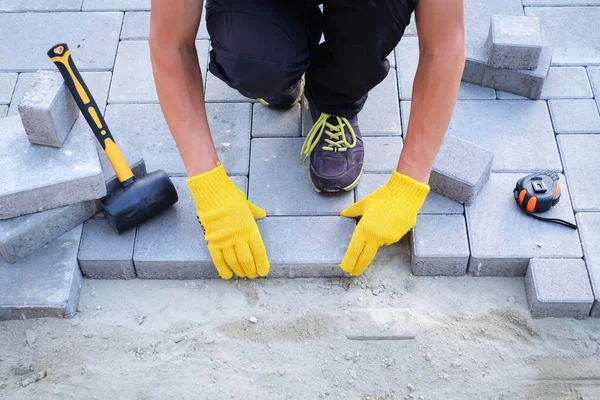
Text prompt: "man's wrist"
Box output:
[[396, 159, 432, 185]]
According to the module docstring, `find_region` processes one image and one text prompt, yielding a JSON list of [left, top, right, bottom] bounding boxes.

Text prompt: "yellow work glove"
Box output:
[[340, 171, 430, 276], [186, 164, 270, 279]]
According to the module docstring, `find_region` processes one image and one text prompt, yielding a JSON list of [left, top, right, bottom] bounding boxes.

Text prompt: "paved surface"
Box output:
[[1, 0, 600, 319]]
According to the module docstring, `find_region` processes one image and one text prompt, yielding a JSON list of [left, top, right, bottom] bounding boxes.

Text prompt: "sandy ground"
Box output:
[[1, 240, 599, 400]]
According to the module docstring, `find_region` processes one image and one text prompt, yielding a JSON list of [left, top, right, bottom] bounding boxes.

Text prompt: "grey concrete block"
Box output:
[[526, 7, 600, 66], [121, 11, 209, 40], [0, 226, 83, 321], [356, 174, 463, 215], [558, 135, 600, 212], [500, 67, 595, 100], [82, 0, 149, 10], [576, 213, 600, 317], [481, 47, 553, 100], [249, 138, 354, 216], [0, 105, 7, 117], [0, 73, 17, 104], [205, 71, 258, 103], [363, 136, 403, 174], [427, 135, 493, 205], [360, 69, 402, 135], [97, 140, 147, 196], [10, 71, 112, 116], [109, 40, 209, 103], [0, 116, 105, 220], [525, 258, 594, 319], [466, 174, 582, 277], [463, 0, 525, 83], [105, 103, 250, 176], [590, 67, 600, 113], [0, 200, 97, 264], [402, 100, 562, 172], [258, 216, 354, 278], [487, 15, 543, 70], [18, 71, 79, 148], [78, 218, 136, 279], [134, 176, 247, 279], [405, 13, 416, 36], [549, 99, 600, 134], [252, 103, 301, 138], [410, 215, 469, 276], [397, 37, 496, 100], [0, 1, 82, 11], [0, 12, 122, 72]]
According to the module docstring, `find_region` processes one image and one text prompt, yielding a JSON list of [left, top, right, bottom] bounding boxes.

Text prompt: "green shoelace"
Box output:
[[300, 113, 357, 163]]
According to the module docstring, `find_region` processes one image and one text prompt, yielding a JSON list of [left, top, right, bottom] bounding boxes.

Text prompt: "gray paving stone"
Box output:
[[410, 215, 469, 276], [0, 73, 17, 104], [0, 226, 82, 321], [397, 37, 496, 100], [0, 12, 122, 72], [363, 136, 403, 173], [466, 173, 582, 277], [500, 66, 595, 100], [0, 116, 105, 220], [105, 102, 250, 176], [133, 176, 247, 279], [252, 103, 301, 138], [481, 46, 553, 99], [404, 13, 416, 36], [401, 100, 562, 172], [82, 0, 149, 10], [10, 71, 112, 116], [525, 7, 600, 66], [360, 69, 402, 136], [525, 258, 594, 319], [78, 218, 136, 279], [110, 40, 209, 103], [0, 1, 82, 11], [524, 0, 600, 4], [121, 11, 209, 40], [0, 105, 7, 117], [258, 216, 354, 278], [576, 212, 600, 317], [248, 138, 354, 216], [0, 200, 97, 264], [487, 15, 543, 70], [205, 71, 258, 103], [356, 174, 463, 215], [558, 135, 600, 212], [18, 71, 79, 148], [590, 67, 600, 112], [464, 0, 525, 75], [549, 99, 600, 134], [96, 138, 147, 196], [428, 135, 493, 205], [387, 51, 396, 68]]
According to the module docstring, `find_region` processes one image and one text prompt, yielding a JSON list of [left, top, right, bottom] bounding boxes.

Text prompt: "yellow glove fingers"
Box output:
[[340, 236, 365, 274], [209, 247, 234, 280], [248, 202, 267, 220], [350, 241, 380, 276], [249, 235, 270, 277], [340, 201, 363, 218], [235, 243, 258, 279], [223, 247, 246, 278]]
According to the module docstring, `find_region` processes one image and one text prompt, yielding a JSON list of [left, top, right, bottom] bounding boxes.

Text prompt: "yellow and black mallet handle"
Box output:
[[47, 43, 134, 185]]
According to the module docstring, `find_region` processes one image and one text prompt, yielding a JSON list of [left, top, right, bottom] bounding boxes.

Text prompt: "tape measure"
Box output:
[[513, 172, 577, 229]]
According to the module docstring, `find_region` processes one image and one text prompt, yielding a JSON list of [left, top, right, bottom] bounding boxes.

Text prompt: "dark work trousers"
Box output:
[[205, 0, 418, 119]]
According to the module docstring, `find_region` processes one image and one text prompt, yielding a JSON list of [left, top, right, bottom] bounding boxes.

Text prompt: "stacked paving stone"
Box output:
[[463, 14, 552, 99], [0, 70, 146, 320]]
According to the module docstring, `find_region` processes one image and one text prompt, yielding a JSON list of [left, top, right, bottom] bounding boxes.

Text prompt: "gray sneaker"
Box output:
[[258, 77, 304, 109], [301, 112, 364, 194]]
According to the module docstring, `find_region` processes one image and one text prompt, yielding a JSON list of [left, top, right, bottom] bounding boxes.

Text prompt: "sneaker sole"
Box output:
[[308, 163, 365, 194], [258, 76, 305, 109]]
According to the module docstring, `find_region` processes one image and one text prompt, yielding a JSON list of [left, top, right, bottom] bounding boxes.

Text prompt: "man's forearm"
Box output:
[[398, 45, 465, 184]]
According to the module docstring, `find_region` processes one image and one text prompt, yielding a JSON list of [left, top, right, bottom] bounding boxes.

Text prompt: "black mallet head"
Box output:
[[101, 170, 178, 233]]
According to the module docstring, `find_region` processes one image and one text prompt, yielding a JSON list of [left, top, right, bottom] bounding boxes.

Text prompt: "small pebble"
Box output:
[[345, 351, 354, 361], [443, 374, 450, 380], [249, 316, 258, 324], [278, 369, 286, 376], [267, 343, 272, 348], [425, 353, 432, 362], [96, 306, 102, 310]]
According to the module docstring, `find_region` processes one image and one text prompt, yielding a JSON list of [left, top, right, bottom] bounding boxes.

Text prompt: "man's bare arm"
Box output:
[[398, 0, 466, 183], [149, 0, 218, 177]]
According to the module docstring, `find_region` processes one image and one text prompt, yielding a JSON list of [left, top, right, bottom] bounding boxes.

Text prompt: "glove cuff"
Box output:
[[186, 163, 239, 212], [387, 170, 430, 214]]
